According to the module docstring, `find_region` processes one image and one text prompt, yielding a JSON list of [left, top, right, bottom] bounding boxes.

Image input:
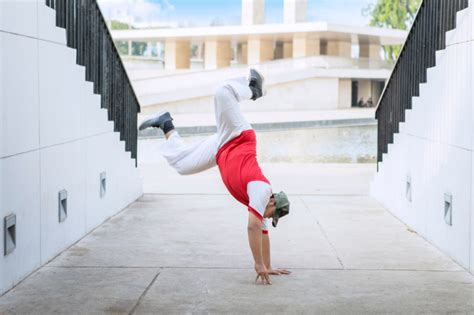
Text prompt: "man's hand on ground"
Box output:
[[267, 267, 291, 275], [254, 263, 271, 285]]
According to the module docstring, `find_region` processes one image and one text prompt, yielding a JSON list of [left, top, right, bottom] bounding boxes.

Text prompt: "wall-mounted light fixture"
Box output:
[[100, 172, 107, 198], [4, 214, 16, 256], [406, 175, 412, 202], [444, 193, 452, 226], [58, 190, 68, 223]]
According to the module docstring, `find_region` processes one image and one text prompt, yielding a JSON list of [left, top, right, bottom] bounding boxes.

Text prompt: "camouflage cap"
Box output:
[[272, 191, 290, 228]]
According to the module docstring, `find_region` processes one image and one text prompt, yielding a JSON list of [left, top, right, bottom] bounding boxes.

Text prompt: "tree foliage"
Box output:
[[108, 20, 151, 57], [110, 20, 133, 30], [363, 0, 422, 60]]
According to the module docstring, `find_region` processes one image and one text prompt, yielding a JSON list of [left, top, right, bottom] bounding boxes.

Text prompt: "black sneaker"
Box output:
[[139, 111, 173, 131], [249, 69, 265, 101]]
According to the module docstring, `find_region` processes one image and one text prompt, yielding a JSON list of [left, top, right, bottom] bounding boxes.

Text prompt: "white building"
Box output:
[[111, 0, 407, 115]]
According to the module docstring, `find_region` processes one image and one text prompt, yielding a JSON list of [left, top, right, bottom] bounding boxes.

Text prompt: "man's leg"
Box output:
[[139, 112, 218, 175], [161, 131, 218, 175], [214, 70, 265, 149]]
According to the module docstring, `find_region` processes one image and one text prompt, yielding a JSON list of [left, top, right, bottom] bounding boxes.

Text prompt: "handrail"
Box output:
[[45, 0, 141, 164], [375, 0, 468, 164]]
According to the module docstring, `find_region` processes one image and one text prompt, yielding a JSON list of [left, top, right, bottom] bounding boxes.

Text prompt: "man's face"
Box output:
[[263, 196, 276, 218]]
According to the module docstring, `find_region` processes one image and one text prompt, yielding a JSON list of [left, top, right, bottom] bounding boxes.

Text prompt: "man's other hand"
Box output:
[[254, 263, 271, 285]]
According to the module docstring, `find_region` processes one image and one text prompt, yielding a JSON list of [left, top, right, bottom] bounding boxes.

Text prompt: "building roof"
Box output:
[[111, 22, 407, 45]]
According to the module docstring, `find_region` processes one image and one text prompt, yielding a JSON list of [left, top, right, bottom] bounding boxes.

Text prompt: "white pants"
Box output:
[[161, 76, 253, 176], [160, 76, 272, 228]]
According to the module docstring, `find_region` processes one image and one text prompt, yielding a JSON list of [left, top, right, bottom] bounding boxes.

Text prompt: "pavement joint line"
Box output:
[[0, 131, 115, 160], [40, 266, 471, 273], [129, 271, 161, 315], [299, 196, 345, 269], [43, 266, 161, 269], [0, 200, 139, 299], [0, 199, 141, 299], [139, 193, 370, 197], [368, 196, 471, 273], [0, 29, 68, 47]]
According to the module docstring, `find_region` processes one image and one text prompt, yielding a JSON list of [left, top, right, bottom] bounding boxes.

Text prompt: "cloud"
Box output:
[[98, 0, 175, 24]]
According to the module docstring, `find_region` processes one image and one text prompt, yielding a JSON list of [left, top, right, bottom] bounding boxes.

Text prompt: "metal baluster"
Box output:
[[43, 0, 141, 164], [376, 0, 469, 167]]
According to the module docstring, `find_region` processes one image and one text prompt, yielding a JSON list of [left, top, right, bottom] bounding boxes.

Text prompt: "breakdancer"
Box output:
[[139, 69, 290, 285]]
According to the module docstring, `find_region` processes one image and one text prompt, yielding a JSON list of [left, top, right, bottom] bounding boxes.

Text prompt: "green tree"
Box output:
[[110, 20, 133, 30], [363, 0, 422, 60], [109, 20, 133, 55], [109, 20, 135, 55]]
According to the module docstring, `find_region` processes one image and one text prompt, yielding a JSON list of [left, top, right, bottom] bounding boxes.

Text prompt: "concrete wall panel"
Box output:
[[472, 147, 474, 272], [446, 6, 472, 46], [383, 134, 412, 229], [84, 132, 142, 232], [85, 134, 114, 231], [410, 136, 429, 237], [423, 144, 472, 268], [40, 140, 87, 264], [0, 0, 38, 37], [39, 41, 84, 147], [37, 1, 66, 45], [0, 33, 39, 158], [83, 88, 114, 137], [0, 151, 41, 294], [111, 133, 142, 209], [419, 42, 472, 150]]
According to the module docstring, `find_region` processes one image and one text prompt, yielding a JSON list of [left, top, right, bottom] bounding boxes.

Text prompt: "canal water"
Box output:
[[138, 124, 377, 164]]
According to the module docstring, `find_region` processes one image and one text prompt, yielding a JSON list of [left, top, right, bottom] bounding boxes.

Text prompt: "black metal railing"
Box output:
[[375, 0, 468, 164], [45, 0, 140, 164]]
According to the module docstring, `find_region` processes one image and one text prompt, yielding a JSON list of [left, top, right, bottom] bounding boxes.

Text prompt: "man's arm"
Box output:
[[247, 213, 271, 285], [262, 232, 292, 276], [262, 233, 271, 269]]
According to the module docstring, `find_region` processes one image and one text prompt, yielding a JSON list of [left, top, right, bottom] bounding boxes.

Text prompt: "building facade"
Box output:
[[111, 0, 406, 113]]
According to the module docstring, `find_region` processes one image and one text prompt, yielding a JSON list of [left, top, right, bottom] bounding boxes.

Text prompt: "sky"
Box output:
[[98, 0, 378, 27]]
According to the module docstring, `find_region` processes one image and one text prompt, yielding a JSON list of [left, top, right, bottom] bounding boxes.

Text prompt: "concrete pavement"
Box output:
[[0, 161, 472, 314]]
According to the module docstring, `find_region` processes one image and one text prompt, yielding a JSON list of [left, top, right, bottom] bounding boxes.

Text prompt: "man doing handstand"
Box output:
[[139, 69, 290, 285]]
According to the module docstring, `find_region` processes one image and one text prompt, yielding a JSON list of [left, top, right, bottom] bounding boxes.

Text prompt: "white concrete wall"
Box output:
[[139, 77, 343, 115], [130, 55, 392, 112], [371, 4, 474, 273], [0, 1, 143, 294]]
